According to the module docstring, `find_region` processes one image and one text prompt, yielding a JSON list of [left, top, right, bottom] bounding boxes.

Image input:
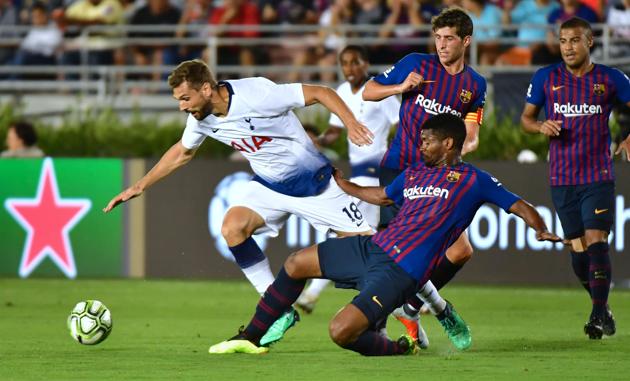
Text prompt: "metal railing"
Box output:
[[0, 23, 628, 108]]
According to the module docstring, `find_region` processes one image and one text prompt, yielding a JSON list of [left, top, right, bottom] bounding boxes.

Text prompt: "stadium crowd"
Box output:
[[0, 0, 629, 82]]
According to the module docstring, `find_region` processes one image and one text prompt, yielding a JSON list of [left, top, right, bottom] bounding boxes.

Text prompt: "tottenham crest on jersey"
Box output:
[[593, 84, 606, 96], [446, 171, 461, 182], [460, 89, 472, 103]]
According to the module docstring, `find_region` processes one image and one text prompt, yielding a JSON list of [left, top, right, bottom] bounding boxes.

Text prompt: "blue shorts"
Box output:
[[378, 167, 403, 229], [318, 235, 417, 325], [550, 181, 615, 239]]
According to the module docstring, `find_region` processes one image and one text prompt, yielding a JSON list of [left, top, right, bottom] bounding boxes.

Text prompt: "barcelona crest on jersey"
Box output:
[[446, 170, 461, 182], [460, 89, 472, 103], [593, 84, 606, 96]]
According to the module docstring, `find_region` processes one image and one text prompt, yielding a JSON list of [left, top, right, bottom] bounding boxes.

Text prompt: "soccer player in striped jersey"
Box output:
[[521, 17, 630, 339], [362, 7, 486, 330], [209, 114, 561, 355]]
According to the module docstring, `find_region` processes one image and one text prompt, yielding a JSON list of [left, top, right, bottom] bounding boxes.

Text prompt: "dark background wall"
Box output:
[[144, 160, 630, 286]]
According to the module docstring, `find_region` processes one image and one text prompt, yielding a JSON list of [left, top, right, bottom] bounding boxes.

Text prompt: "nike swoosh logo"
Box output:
[[422, 80, 436, 84], [356, 220, 364, 227], [552, 85, 564, 91], [372, 296, 383, 308], [211, 128, 219, 133], [595, 208, 608, 215]]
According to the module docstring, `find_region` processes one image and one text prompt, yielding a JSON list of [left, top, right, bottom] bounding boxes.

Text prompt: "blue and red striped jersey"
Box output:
[[526, 63, 630, 186], [371, 162, 520, 282], [373, 53, 487, 170]]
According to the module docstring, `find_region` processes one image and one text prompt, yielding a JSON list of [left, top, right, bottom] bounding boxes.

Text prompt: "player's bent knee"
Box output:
[[328, 318, 358, 346]]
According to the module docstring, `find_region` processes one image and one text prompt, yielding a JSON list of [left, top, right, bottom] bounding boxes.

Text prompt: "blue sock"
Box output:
[[587, 242, 611, 318], [341, 330, 405, 356], [570, 251, 590, 294], [229, 237, 265, 268], [243, 267, 306, 342]]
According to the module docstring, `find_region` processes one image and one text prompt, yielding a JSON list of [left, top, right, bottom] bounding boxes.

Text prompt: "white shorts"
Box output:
[[350, 176, 380, 230], [230, 178, 372, 237]]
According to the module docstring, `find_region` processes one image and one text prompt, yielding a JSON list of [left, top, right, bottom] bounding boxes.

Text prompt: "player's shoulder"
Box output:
[[398, 52, 434, 67], [464, 65, 486, 84], [595, 64, 629, 79], [533, 63, 562, 79], [226, 76, 277, 91]]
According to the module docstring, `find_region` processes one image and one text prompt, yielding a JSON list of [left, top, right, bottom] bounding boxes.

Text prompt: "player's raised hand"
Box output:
[[539, 120, 562, 137], [535, 231, 562, 242], [614, 134, 630, 161], [398, 72, 424, 94], [103, 185, 143, 213], [346, 119, 374, 146]]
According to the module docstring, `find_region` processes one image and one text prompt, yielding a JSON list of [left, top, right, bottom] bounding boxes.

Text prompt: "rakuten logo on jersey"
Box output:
[[403, 185, 449, 200], [415, 94, 462, 117], [553, 102, 603, 117]]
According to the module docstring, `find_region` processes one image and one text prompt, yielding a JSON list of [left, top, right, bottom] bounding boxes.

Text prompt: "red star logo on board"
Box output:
[[4, 158, 91, 278]]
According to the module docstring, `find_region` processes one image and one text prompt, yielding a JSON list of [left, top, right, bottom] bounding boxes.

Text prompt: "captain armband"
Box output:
[[465, 108, 484, 124]]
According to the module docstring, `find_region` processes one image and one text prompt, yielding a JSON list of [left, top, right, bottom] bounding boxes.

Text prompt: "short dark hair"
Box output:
[[339, 45, 369, 62], [10, 121, 38, 146], [168, 59, 217, 90], [31, 1, 48, 13], [560, 17, 593, 38], [422, 114, 466, 151], [431, 7, 473, 39]]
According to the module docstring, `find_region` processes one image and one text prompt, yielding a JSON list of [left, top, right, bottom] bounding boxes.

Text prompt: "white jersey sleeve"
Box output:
[[181, 115, 207, 150], [381, 94, 400, 125], [238, 78, 305, 117]]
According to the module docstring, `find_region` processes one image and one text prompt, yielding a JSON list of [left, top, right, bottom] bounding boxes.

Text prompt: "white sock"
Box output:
[[416, 281, 447, 315], [241, 258, 275, 295], [303, 278, 331, 300]]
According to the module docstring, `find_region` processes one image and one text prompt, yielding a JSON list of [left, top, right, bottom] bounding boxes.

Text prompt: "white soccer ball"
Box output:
[[67, 300, 113, 345]]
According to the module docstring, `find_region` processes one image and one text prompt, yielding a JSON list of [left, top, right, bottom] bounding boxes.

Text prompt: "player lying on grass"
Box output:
[[209, 113, 562, 356]]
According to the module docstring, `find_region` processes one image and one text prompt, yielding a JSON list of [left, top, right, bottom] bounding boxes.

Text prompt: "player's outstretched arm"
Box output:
[[508, 199, 562, 242], [521, 103, 561, 137], [333, 168, 392, 206], [103, 140, 197, 212], [302, 84, 373, 146], [362, 73, 424, 101]]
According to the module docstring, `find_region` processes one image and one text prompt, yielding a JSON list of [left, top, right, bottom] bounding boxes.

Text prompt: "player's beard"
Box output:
[[191, 102, 214, 120]]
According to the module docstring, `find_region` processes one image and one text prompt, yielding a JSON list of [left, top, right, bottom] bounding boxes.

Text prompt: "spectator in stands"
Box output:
[[497, 0, 559, 65], [259, 0, 321, 25], [53, 0, 124, 71], [206, 0, 261, 78], [353, 0, 390, 64], [535, 0, 599, 64], [129, 0, 181, 83], [380, 0, 440, 56], [0, 0, 18, 66], [12, 1, 63, 78], [462, 0, 503, 64], [176, 0, 211, 61], [1, 121, 44, 158], [602, 0, 630, 59]]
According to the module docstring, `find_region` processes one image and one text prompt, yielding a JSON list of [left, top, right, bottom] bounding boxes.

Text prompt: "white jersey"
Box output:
[[182, 77, 331, 197], [329, 81, 400, 174]]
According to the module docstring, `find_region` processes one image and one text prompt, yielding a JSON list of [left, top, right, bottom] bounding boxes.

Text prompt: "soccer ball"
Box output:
[[67, 300, 113, 345]]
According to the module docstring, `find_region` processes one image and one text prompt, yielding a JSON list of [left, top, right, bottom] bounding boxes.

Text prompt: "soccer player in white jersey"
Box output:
[[103, 59, 375, 347], [296, 46, 399, 312]]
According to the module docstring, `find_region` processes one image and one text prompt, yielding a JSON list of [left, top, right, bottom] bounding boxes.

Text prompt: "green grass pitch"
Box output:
[[1, 279, 628, 381]]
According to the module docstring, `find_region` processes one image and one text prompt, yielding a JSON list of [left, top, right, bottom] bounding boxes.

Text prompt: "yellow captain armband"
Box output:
[[465, 108, 484, 124]]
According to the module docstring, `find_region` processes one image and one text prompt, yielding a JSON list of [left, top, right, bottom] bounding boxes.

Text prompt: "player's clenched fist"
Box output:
[[103, 185, 143, 212], [397, 72, 424, 94]]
